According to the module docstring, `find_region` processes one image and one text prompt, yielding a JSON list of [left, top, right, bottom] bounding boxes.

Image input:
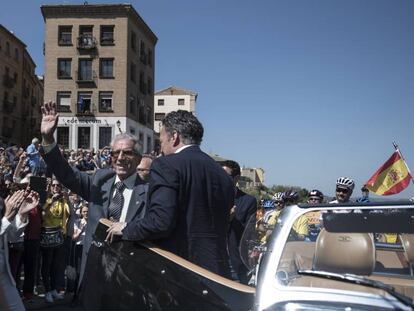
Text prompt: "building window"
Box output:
[[139, 71, 146, 94], [57, 91, 71, 112], [57, 58, 71, 78], [100, 25, 114, 45], [99, 91, 113, 112], [57, 127, 69, 149], [146, 107, 152, 125], [6, 42, 10, 56], [139, 132, 144, 145], [14, 48, 18, 61], [77, 127, 91, 149], [58, 26, 72, 45], [78, 26, 95, 49], [154, 113, 165, 121], [178, 98, 185, 105], [77, 92, 92, 114], [130, 62, 136, 82], [99, 127, 112, 149], [146, 136, 152, 153], [139, 40, 146, 64], [147, 77, 152, 94], [157, 99, 164, 106], [78, 59, 93, 81], [148, 48, 153, 67], [129, 95, 136, 114], [131, 31, 137, 51], [138, 104, 145, 124], [99, 58, 113, 78], [13, 73, 17, 83]]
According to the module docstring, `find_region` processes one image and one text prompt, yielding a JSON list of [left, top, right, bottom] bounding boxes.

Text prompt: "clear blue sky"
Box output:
[[2, 0, 414, 199]]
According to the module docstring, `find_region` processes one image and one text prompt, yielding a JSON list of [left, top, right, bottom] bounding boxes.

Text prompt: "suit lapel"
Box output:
[[102, 176, 116, 218], [125, 182, 147, 223]]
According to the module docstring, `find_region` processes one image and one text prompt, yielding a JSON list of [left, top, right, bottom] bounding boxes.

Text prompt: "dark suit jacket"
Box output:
[[123, 145, 235, 277], [228, 188, 257, 283], [43, 145, 148, 281]]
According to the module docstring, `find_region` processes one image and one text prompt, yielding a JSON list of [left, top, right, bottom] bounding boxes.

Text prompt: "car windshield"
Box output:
[[241, 205, 414, 299]]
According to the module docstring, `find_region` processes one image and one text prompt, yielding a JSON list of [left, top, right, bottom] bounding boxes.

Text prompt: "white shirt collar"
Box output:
[[175, 144, 196, 154], [114, 173, 137, 189]]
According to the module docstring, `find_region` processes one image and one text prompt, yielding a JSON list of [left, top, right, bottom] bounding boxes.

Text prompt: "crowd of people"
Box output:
[[0, 101, 374, 310]]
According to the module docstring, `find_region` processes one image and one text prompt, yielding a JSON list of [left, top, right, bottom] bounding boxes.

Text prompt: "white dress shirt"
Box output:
[[175, 144, 195, 154]]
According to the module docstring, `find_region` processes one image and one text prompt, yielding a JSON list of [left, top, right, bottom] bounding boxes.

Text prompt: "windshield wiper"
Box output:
[[297, 269, 414, 309]]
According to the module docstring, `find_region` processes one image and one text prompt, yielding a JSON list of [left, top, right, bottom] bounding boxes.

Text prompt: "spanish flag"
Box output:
[[366, 150, 412, 195]]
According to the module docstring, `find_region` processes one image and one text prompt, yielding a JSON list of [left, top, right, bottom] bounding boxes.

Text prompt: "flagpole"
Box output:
[[393, 141, 414, 185]]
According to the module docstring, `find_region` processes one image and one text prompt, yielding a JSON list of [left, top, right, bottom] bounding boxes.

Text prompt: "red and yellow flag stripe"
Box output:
[[366, 151, 411, 196]]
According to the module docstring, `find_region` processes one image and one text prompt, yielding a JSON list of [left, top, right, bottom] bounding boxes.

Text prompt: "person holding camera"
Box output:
[[40, 179, 71, 303]]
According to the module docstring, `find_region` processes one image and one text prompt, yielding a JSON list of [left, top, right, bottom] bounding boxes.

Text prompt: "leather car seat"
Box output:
[[313, 229, 375, 275], [400, 234, 414, 275]]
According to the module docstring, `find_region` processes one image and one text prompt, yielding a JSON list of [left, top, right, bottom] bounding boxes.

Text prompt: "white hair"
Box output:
[[110, 133, 142, 154]]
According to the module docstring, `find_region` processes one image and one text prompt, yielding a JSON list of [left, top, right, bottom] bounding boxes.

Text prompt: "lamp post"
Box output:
[[116, 120, 122, 133]]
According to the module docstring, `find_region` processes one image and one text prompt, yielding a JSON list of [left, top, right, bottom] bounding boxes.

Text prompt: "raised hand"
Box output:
[[41, 101, 59, 145], [19, 191, 40, 216], [4, 190, 26, 221]]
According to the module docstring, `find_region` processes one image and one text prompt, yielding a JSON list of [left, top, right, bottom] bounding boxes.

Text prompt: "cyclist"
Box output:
[[306, 189, 324, 241], [330, 177, 354, 204]]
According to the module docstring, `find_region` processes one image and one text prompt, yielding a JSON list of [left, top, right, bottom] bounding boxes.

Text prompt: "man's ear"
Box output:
[[172, 131, 180, 147]]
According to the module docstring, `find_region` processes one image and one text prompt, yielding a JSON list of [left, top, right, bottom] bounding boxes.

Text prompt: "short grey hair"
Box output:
[[110, 133, 142, 154], [32, 137, 40, 144]]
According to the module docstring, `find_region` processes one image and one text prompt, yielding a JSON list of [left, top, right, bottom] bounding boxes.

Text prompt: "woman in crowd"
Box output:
[[0, 189, 39, 311], [40, 179, 71, 303], [72, 203, 88, 286]]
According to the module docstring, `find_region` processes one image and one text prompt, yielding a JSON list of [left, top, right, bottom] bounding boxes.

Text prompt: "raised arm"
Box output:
[[40, 101, 94, 201]]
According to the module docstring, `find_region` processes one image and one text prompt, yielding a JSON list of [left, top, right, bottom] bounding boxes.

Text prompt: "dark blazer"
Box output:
[[123, 145, 235, 277], [228, 188, 257, 283], [42, 145, 148, 281]]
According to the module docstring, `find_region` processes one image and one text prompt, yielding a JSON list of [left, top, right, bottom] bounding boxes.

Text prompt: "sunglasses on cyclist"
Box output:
[[336, 187, 349, 194]]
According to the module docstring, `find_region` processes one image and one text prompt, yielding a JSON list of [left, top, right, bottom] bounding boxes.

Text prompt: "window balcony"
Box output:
[[76, 102, 95, 116], [77, 34, 97, 50], [76, 70, 97, 83]]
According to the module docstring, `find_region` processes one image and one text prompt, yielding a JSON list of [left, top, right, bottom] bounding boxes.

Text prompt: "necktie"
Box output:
[[108, 181, 126, 221]]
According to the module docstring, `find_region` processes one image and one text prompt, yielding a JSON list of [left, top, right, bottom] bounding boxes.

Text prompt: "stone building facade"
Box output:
[[41, 4, 157, 152], [0, 24, 43, 147]]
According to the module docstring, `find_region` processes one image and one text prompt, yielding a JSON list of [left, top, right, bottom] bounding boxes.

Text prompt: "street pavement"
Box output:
[[24, 293, 83, 310]]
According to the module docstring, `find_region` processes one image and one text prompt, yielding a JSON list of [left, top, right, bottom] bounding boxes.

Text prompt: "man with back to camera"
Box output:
[[221, 159, 257, 283], [107, 110, 235, 277], [39, 101, 148, 286]]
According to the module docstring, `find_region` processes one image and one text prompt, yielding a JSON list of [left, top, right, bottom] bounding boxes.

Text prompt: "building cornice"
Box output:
[[0, 24, 27, 48], [155, 86, 198, 97], [41, 4, 157, 44]]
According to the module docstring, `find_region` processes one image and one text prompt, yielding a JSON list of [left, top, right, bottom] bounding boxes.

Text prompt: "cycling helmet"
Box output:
[[284, 190, 299, 204], [272, 192, 284, 202], [308, 189, 324, 200], [336, 177, 355, 190], [261, 199, 275, 210]]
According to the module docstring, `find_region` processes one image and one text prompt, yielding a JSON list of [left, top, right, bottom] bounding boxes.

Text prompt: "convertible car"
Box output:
[[81, 202, 414, 310]]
